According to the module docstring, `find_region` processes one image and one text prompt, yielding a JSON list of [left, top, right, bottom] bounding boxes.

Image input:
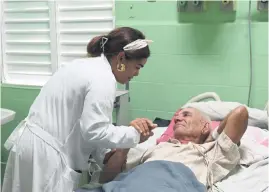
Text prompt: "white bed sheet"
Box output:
[[213, 159, 269, 192]]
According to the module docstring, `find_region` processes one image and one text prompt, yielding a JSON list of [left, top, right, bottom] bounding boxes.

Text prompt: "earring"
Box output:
[[117, 63, 126, 72]]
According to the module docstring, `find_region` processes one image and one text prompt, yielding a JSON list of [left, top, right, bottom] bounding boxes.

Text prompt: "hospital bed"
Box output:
[[76, 92, 269, 192]]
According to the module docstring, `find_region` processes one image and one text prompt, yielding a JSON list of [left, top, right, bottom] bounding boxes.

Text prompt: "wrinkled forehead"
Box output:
[[177, 107, 200, 116], [177, 108, 211, 125]]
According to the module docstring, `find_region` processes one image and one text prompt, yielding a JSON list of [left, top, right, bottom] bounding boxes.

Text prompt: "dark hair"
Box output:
[[87, 27, 150, 60]]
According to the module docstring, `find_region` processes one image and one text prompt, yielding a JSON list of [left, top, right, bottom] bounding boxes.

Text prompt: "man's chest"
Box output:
[[143, 143, 205, 164], [141, 142, 211, 185]]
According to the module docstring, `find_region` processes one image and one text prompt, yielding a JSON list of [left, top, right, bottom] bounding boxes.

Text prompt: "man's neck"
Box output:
[[173, 134, 200, 144], [176, 136, 199, 144], [176, 138, 189, 144]]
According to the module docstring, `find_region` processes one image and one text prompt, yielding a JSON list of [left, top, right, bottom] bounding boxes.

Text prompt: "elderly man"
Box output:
[[97, 106, 248, 191]]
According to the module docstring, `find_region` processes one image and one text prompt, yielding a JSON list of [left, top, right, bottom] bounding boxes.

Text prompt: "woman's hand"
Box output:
[[130, 118, 157, 137]]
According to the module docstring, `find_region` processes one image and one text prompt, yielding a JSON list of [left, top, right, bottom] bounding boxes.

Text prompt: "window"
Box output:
[[1, 0, 115, 86]]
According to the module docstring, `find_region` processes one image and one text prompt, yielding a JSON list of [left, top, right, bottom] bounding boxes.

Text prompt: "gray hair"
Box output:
[[186, 107, 212, 124], [199, 111, 211, 123], [192, 107, 212, 143]]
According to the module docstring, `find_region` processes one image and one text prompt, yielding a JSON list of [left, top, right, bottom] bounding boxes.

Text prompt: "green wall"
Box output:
[[116, 0, 268, 120], [1, 0, 268, 183]]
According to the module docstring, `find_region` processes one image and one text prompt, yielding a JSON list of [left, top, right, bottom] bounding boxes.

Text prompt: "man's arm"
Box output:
[[216, 106, 248, 144], [99, 131, 154, 183], [99, 149, 130, 183], [208, 106, 248, 186], [206, 106, 248, 144]]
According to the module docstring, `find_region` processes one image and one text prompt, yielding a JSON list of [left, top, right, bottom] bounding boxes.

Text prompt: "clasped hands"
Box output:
[[130, 118, 158, 143], [102, 118, 157, 168]]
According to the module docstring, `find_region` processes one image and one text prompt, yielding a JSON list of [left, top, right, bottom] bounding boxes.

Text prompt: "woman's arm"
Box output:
[[80, 80, 156, 149]]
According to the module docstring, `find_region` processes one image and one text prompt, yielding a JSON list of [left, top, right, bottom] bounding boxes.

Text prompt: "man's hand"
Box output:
[[130, 118, 157, 137], [140, 131, 154, 143]]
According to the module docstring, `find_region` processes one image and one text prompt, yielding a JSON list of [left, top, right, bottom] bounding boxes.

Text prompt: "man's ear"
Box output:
[[200, 122, 211, 143], [202, 122, 210, 136]]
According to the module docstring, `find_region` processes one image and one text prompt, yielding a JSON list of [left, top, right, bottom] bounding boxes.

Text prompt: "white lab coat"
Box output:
[[2, 54, 140, 192]]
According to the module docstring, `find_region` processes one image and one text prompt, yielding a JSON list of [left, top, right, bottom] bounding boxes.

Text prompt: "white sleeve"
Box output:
[[79, 80, 140, 149]]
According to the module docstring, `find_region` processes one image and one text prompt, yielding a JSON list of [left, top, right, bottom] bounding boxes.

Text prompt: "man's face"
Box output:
[[173, 108, 209, 143]]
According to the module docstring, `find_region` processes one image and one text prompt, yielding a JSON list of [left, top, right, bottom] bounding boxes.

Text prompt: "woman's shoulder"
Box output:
[[64, 56, 113, 80], [73, 56, 112, 74]]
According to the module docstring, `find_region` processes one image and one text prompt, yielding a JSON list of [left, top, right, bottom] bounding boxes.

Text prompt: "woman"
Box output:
[[2, 27, 156, 192]]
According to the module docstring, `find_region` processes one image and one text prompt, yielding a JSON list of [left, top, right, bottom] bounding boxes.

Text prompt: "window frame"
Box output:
[[1, 0, 115, 87]]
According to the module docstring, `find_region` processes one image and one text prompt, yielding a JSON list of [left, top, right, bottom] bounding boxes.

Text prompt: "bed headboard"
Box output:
[[186, 92, 221, 103]]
